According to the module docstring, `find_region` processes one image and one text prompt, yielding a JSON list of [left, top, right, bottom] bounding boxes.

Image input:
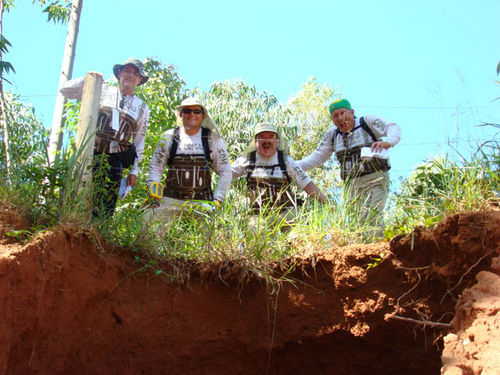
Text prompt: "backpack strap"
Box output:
[[359, 117, 378, 143], [246, 150, 257, 181], [277, 150, 291, 183], [201, 127, 212, 164], [246, 150, 290, 182], [167, 127, 212, 166], [167, 127, 180, 166], [332, 116, 378, 148]]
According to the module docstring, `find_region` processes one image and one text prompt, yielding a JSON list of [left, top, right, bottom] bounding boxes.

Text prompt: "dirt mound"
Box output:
[[0, 207, 499, 375], [441, 257, 500, 375]]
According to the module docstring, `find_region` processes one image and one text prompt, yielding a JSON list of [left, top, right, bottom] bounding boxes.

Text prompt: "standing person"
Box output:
[[60, 57, 150, 217], [232, 123, 326, 225], [146, 98, 231, 222], [298, 98, 401, 234]]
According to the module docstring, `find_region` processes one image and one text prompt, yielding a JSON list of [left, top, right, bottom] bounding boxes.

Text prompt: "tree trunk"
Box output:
[[0, 0, 11, 182], [47, 0, 83, 164]]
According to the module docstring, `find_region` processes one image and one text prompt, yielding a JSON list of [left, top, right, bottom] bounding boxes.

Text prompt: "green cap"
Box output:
[[328, 98, 351, 114]]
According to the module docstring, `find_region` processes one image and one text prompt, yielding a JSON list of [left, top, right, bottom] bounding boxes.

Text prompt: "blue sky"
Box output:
[[4, 0, 500, 190]]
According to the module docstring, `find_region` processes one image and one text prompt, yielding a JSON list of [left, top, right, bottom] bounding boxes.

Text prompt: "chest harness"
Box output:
[[334, 117, 390, 181], [163, 127, 214, 201], [245, 150, 295, 213], [94, 101, 146, 154]]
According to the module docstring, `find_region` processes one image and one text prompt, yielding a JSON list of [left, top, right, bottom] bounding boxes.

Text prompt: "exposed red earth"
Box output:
[[1, 204, 498, 374]]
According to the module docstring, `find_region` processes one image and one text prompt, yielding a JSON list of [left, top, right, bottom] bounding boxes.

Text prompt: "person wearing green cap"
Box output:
[[232, 123, 326, 222], [298, 98, 401, 235], [60, 57, 150, 217], [146, 97, 232, 223]]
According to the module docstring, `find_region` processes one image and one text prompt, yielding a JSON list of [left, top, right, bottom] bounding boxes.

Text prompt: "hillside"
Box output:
[[0, 204, 499, 374]]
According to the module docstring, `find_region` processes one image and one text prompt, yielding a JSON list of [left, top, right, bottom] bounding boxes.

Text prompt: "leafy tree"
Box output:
[[200, 80, 286, 160], [285, 77, 341, 194]]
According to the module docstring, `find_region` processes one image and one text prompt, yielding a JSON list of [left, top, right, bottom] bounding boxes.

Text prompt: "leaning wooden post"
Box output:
[[75, 73, 102, 204]]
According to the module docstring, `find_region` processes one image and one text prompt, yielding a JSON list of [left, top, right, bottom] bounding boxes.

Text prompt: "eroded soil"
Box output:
[[0, 205, 499, 375]]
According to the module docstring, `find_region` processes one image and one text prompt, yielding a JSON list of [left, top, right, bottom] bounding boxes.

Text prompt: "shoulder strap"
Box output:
[[277, 150, 291, 182], [168, 127, 212, 166], [167, 127, 180, 166], [332, 128, 341, 149], [201, 127, 212, 164], [246, 150, 257, 181], [332, 117, 378, 146], [359, 117, 378, 143]]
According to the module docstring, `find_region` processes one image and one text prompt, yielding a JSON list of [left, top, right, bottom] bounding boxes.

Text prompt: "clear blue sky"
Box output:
[[4, 0, 500, 190]]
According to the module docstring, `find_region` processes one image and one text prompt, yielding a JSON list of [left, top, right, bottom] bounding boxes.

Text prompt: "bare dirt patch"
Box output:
[[0, 205, 498, 374]]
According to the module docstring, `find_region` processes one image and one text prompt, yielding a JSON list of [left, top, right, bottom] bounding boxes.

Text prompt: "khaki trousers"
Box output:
[[345, 170, 389, 236]]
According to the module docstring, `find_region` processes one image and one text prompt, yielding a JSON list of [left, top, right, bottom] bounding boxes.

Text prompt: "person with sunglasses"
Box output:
[[298, 98, 401, 237], [60, 58, 150, 217], [231, 123, 326, 228], [146, 97, 231, 221]]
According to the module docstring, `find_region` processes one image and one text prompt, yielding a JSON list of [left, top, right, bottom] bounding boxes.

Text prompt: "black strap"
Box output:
[[167, 127, 212, 166], [359, 117, 378, 142], [246, 151, 257, 181], [333, 116, 378, 146], [201, 127, 212, 164], [167, 128, 180, 166], [245, 150, 290, 182], [277, 150, 290, 182]]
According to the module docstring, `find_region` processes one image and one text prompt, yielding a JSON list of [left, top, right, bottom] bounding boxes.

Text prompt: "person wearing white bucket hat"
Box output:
[[60, 57, 150, 217], [146, 97, 231, 221], [232, 123, 326, 222]]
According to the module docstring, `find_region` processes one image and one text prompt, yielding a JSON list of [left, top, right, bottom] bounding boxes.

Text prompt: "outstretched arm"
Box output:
[[303, 182, 327, 204]]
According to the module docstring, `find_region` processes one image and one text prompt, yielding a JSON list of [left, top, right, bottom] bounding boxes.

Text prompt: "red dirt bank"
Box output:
[[0, 206, 499, 375]]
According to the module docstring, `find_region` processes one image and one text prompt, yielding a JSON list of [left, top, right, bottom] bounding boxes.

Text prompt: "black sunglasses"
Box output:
[[181, 108, 204, 115]]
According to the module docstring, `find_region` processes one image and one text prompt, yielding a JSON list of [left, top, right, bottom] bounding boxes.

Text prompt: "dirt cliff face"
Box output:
[[0, 205, 498, 375]]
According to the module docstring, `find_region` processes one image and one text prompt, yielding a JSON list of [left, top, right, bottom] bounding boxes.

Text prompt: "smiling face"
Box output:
[[331, 108, 355, 134], [118, 64, 142, 95], [180, 105, 205, 135], [255, 131, 278, 158]]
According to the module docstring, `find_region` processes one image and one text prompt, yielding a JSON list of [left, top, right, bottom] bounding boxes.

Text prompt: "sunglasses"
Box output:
[[181, 108, 204, 115], [255, 138, 277, 142]]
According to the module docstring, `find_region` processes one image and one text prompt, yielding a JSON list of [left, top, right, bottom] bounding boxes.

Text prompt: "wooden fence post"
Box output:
[[75, 73, 102, 200]]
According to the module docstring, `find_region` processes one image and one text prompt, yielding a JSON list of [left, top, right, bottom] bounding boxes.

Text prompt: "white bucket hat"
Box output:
[[243, 122, 289, 155], [176, 97, 220, 134]]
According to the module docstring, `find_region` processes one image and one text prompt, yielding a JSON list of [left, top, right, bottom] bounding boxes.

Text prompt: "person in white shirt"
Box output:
[[60, 57, 150, 217], [232, 123, 326, 223], [298, 98, 401, 234], [147, 97, 231, 222]]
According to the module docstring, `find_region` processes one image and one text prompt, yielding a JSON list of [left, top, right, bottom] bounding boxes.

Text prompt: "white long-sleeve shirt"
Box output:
[[298, 115, 401, 172], [60, 76, 150, 177], [148, 127, 232, 202]]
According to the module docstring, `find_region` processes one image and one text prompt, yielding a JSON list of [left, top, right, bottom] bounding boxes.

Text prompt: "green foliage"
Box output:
[[287, 77, 335, 159], [385, 152, 499, 237], [285, 78, 341, 194], [125, 59, 186, 203], [1, 0, 70, 86], [0, 93, 47, 166], [0, 36, 15, 83], [201, 80, 285, 160], [1, 53, 497, 284], [0, 94, 97, 226], [36, 0, 71, 24]]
